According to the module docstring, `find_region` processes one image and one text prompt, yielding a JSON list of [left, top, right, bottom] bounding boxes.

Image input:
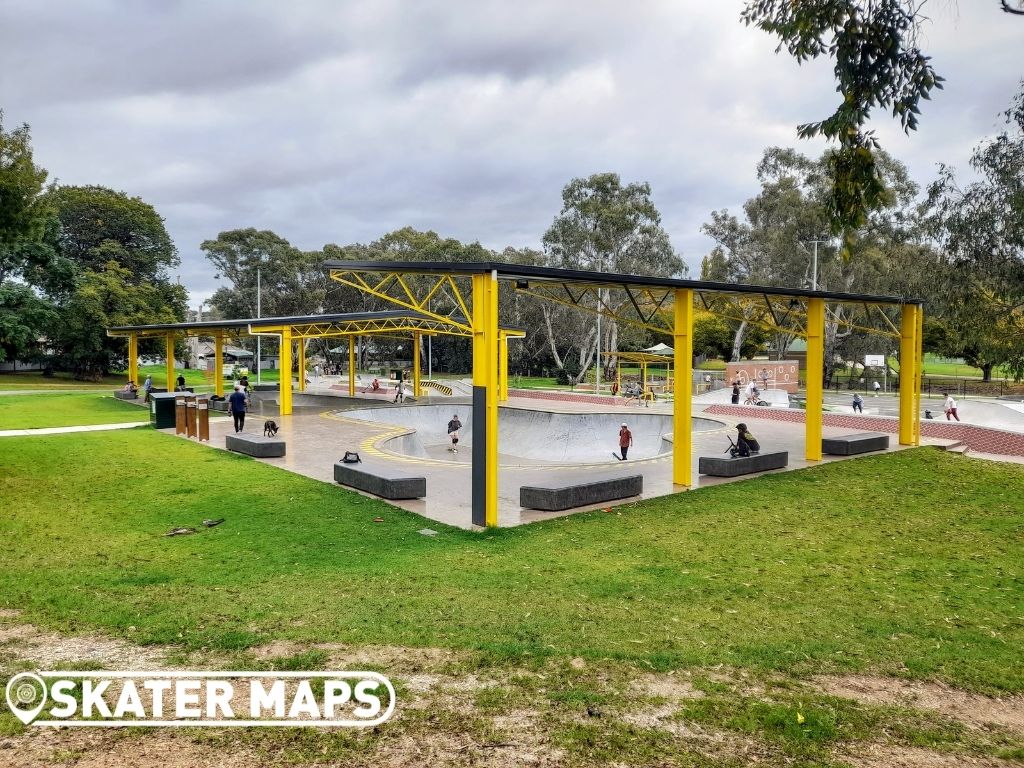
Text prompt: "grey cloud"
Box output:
[[1, 1, 1020, 306]]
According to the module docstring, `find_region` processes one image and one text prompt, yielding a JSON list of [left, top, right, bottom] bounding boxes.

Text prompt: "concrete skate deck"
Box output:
[[341, 404, 721, 464]]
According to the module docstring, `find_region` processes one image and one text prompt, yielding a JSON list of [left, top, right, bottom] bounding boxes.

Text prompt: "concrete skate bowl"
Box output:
[[338, 404, 725, 465]]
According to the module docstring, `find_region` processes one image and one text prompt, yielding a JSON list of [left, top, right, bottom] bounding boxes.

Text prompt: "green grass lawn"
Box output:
[[0, 429, 1021, 695], [0, 371, 125, 390], [0, 393, 149, 429]]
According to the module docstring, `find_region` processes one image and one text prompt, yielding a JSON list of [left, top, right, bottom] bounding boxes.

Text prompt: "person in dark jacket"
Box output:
[[731, 380, 740, 404], [735, 423, 760, 456], [228, 384, 248, 433]]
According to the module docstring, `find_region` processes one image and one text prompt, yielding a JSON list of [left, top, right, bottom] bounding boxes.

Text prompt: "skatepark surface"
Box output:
[[339, 404, 723, 465]]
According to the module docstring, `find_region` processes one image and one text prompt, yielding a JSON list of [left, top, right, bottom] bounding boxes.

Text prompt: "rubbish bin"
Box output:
[[150, 392, 178, 429]]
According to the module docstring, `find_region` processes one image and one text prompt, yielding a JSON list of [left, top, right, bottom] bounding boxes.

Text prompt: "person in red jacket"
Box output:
[[614, 422, 633, 460]]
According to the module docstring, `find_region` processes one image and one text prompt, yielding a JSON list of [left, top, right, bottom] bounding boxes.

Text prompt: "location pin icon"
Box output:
[[5, 672, 48, 725]]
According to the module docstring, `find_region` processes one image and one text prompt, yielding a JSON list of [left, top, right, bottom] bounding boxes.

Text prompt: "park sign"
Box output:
[[864, 355, 886, 367]]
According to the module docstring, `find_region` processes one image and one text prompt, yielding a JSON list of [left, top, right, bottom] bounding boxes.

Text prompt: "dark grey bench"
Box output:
[[113, 390, 138, 400], [334, 463, 425, 499], [226, 433, 286, 458], [210, 399, 229, 411], [520, 475, 643, 512], [253, 383, 279, 392], [698, 451, 788, 477], [822, 432, 890, 455]]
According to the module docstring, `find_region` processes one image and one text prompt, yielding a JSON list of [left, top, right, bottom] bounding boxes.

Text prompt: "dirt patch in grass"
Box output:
[[815, 675, 1024, 733], [838, 743, 1019, 767], [0, 620, 167, 669], [2, 730, 261, 768], [628, 671, 705, 701]]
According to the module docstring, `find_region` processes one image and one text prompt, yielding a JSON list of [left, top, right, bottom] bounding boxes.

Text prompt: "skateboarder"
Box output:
[[393, 379, 405, 403], [614, 422, 633, 460], [943, 392, 960, 421], [447, 414, 462, 453], [852, 392, 864, 413]]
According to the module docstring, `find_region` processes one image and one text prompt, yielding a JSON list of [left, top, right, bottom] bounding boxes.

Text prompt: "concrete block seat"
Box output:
[[334, 463, 426, 500], [698, 451, 788, 477], [113, 390, 138, 400], [520, 475, 643, 512], [226, 433, 286, 458], [210, 398, 229, 411], [252, 383, 279, 392], [822, 432, 890, 455]]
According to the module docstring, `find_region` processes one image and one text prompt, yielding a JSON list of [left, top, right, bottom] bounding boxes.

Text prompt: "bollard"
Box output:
[[197, 396, 210, 442], [175, 396, 187, 435], [185, 396, 197, 438]]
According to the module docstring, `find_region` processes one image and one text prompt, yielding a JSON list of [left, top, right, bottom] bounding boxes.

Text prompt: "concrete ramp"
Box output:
[[339, 404, 724, 464]]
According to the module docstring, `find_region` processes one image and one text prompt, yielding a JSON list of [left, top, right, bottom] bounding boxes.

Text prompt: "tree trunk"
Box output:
[[982, 362, 993, 382], [730, 320, 748, 362]]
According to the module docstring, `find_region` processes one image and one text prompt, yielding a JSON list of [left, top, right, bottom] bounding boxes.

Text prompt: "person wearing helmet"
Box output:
[[614, 422, 634, 460]]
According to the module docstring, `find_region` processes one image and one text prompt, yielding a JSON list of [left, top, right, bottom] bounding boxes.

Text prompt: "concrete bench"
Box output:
[[520, 475, 643, 512], [210, 399, 229, 411], [113, 390, 138, 400], [226, 433, 286, 458], [253, 383, 279, 392], [698, 451, 788, 477], [822, 432, 889, 455], [334, 463, 426, 500]]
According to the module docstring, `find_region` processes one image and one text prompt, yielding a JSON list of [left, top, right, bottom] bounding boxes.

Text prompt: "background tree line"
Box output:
[[2, 79, 1020, 384]]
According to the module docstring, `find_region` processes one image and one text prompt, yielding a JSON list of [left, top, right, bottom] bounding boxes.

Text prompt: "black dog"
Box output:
[[263, 420, 279, 437]]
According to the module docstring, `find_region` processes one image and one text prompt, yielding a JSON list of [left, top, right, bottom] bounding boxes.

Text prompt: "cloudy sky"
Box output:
[[1, 1, 1021, 304]]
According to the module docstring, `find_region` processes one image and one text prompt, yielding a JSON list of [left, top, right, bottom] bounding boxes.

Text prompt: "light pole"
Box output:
[[256, 267, 262, 385], [800, 238, 829, 290]]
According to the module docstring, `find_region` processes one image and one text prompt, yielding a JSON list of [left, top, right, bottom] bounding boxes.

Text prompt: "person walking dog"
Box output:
[[228, 384, 248, 433]]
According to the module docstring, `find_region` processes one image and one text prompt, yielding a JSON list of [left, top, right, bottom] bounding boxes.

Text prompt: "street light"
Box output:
[[799, 238, 830, 291]]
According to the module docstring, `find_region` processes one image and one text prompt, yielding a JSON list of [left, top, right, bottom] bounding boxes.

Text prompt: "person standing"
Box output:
[[393, 378, 405, 403], [731, 380, 740, 404], [852, 392, 864, 413], [228, 384, 248, 433], [175, 373, 186, 391], [447, 414, 462, 453], [142, 374, 154, 403], [943, 393, 960, 421], [615, 422, 633, 460], [873, 380, 881, 396]]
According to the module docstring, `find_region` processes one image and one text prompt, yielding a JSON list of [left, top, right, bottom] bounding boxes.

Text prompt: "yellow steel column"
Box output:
[[297, 337, 306, 392], [673, 289, 694, 487], [471, 271, 499, 528], [899, 304, 921, 446], [128, 333, 138, 385], [279, 330, 293, 416], [412, 332, 421, 397], [348, 336, 356, 397], [499, 332, 509, 402], [165, 333, 175, 391], [214, 333, 224, 397], [915, 304, 924, 445], [805, 298, 825, 461]]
